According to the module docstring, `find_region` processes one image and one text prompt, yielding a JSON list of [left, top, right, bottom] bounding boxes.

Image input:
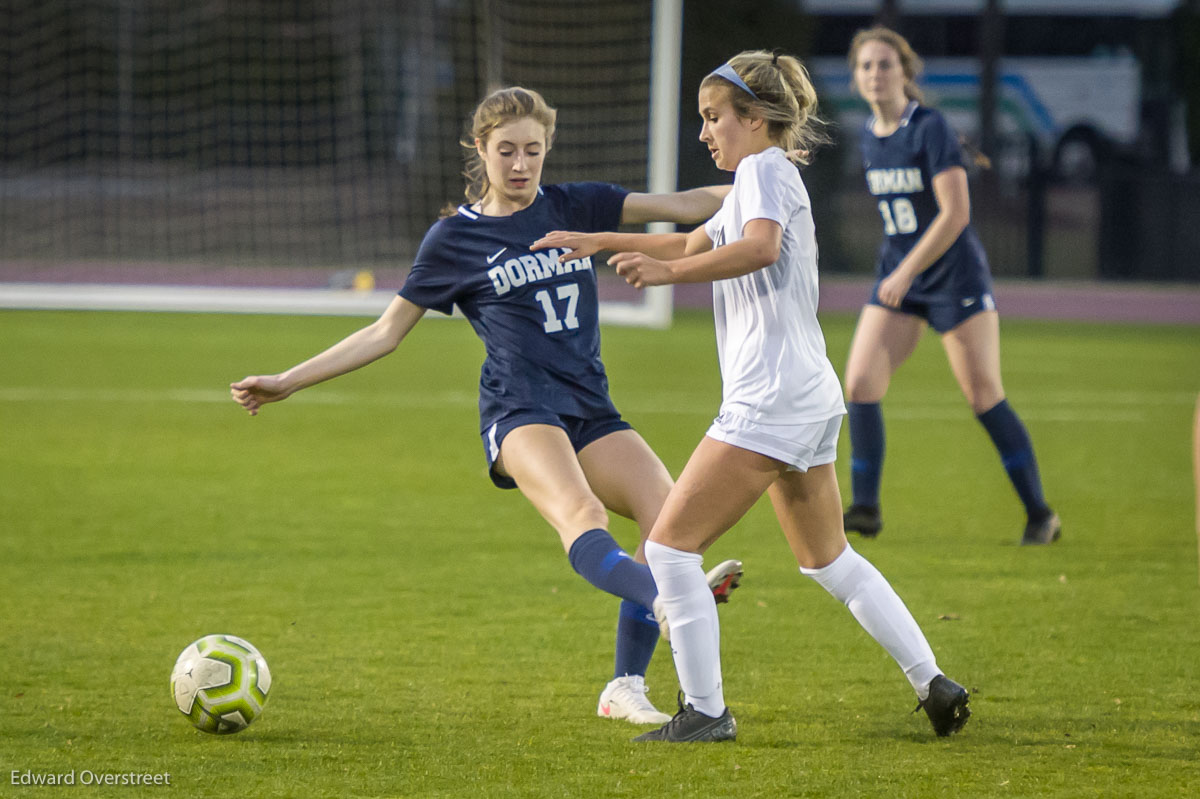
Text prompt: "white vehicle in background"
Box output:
[[808, 53, 1142, 181], [800, 0, 1186, 180]]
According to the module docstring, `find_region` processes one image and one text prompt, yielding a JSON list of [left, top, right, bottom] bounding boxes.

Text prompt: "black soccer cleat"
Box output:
[[632, 694, 737, 743], [1021, 511, 1061, 546], [843, 504, 883, 538], [916, 675, 971, 737]]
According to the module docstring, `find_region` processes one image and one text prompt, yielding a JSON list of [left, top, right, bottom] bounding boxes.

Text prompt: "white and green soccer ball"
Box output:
[[170, 634, 271, 734]]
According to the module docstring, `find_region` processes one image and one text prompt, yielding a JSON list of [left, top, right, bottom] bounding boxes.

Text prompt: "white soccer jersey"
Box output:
[[703, 147, 845, 424]]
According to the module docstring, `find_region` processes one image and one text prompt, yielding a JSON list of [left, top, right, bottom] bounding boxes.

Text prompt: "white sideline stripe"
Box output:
[[0, 282, 398, 316], [0, 386, 1165, 422], [0, 387, 476, 408], [893, 389, 1197, 407], [0, 282, 669, 326], [880, 408, 1146, 423]]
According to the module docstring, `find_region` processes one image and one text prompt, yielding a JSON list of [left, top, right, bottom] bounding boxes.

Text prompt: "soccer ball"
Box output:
[[170, 634, 272, 734]]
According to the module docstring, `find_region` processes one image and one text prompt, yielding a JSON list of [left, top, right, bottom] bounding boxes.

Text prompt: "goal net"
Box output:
[[0, 0, 680, 326]]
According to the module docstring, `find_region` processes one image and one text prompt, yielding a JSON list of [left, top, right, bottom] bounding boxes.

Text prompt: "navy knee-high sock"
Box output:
[[976, 399, 1051, 519], [848, 402, 885, 508], [613, 600, 659, 678], [567, 529, 658, 610]]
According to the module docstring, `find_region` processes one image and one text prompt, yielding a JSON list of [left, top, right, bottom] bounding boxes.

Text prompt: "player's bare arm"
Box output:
[[620, 185, 731, 225], [683, 223, 716, 256], [531, 229, 690, 263], [612, 218, 779, 288], [877, 167, 970, 307], [875, 167, 969, 300], [230, 296, 426, 415]]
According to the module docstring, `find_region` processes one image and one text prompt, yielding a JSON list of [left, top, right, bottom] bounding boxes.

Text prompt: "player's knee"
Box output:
[[560, 493, 609, 532], [844, 372, 885, 403]]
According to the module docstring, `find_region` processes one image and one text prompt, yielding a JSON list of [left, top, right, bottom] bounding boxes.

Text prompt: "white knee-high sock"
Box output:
[[644, 540, 725, 717], [801, 544, 941, 699]]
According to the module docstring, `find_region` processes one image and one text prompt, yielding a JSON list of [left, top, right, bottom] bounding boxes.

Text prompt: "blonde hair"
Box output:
[[699, 50, 829, 165], [847, 26, 925, 104], [447, 86, 557, 216]]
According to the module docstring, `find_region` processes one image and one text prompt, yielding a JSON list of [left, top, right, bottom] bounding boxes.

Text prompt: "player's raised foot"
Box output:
[[632, 696, 737, 743], [653, 559, 744, 642], [843, 504, 883, 538], [916, 674, 971, 737], [597, 675, 671, 725], [707, 558, 743, 604], [1021, 511, 1061, 546]]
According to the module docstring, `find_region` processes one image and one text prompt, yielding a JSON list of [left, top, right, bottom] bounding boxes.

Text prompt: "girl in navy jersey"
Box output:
[[230, 86, 742, 726], [536, 50, 969, 742], [840, 27, 1060, 546]]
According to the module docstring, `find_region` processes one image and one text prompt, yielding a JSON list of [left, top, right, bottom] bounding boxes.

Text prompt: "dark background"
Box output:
[[1, 0, 1196, 283]]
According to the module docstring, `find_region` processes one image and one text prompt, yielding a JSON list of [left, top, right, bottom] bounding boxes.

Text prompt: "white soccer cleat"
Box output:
[[597, 675, 672, 725], [652, 559, 745, 642], [706, 559, 743, 605]]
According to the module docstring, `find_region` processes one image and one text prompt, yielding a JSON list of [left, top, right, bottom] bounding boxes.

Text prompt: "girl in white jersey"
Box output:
[[535, 50, 969, 742], [232, 86, 744, 729]]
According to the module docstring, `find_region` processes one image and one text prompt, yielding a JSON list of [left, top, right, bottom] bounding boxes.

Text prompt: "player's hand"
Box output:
[[877, 270, 913, 308], [530, 230, 601, 261], [610, 252, 673, 289], [230, 375, 293, 416]]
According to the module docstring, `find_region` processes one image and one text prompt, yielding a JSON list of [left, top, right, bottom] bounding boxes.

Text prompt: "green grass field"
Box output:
[[1, 308, 1197, 798]]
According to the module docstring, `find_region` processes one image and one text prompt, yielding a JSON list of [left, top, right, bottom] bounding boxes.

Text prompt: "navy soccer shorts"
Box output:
[[481, 409, 632, 490], [868, 283, 997, 334]]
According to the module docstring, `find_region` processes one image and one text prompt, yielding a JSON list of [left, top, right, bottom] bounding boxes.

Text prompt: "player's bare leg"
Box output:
[[943, 311, 1059, 544], [574, 429, 675, 723], [940, 309, 1004, 414], [496, 424, 608, 549], [842, 305, 925, 537], [497, 423, 658, 612], [637, 437, 782, 742], [580, 429, 745, 599], [772, 463, 970, 736], [578, 429, 744, 599], [579, 429, 741, 723], [843, 305, 925, 405], [578, 429, 672, 558]]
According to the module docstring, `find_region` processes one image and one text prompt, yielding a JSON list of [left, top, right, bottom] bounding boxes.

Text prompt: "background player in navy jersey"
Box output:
[[841, 27, 1061, 546], [230, 86, 742, 726], [537, 50, 969, 743]]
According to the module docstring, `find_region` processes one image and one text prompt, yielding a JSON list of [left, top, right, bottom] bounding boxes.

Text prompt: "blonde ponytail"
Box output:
[[700, 50, 830, 165]]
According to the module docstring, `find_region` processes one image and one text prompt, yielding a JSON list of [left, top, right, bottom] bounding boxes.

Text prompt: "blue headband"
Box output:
[[709, 63, 758, 100]]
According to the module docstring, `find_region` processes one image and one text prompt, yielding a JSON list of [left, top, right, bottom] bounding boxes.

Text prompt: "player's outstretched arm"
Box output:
[[531, 229, 689, 262], [230, 296, 426, 416], [529, 186, 728, 263], [612, 219, 777, 289], [621, 186, 731, 225]]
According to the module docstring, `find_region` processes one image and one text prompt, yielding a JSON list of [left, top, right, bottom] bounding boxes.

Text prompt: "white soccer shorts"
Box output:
[[705, 410, 842, 472]]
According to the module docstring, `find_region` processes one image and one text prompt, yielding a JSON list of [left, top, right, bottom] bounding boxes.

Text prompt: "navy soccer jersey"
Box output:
[[399, 182, 628, 432], [859, 102, 992, 302]]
